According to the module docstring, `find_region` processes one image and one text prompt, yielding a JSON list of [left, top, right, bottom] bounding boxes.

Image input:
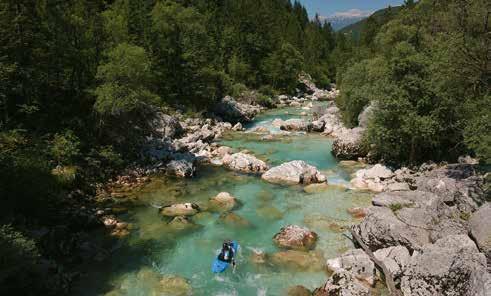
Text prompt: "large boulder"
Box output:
[[401, 235, 491, 296], [262, 161, 327, 185], [160, 203, 200, 217], [331, 128, 365, 160], [326, 249, 376, 286], [351, 164, 394, 192], [149, 112, 184, 139], [166, 156, 196, 178], [313, 270, 370, 296], [414, 164, 486, 212], [351, 206, 431, 252], [208, 192, 238, 212], [157, 275, 193, 296], [273, 225, 318, 251], [222, 153, 269, 173], [280, 119, 313, 132], [374, 246, 411, 282], [469, 203, 491, 265], [213, 96, 261, 124]]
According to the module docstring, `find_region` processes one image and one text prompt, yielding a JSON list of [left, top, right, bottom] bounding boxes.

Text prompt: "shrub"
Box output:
[[50, 130, 80, 165], [0, 225, 43, 295]]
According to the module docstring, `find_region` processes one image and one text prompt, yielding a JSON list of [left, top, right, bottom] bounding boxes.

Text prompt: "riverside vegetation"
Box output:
[[0, 0, 489, 295]]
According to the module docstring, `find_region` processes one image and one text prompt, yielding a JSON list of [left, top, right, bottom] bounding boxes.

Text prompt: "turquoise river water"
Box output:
[[73, 103, 376, 296]]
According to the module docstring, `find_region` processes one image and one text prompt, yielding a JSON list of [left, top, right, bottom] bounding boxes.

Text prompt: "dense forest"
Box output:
[[0, 0, 489, 294]]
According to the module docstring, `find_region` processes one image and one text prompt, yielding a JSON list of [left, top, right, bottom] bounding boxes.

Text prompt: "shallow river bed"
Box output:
[[74, 104, 374, 296]]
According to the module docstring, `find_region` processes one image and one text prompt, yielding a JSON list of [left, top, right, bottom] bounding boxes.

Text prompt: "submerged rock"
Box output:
[[256, 206, 284, 220], [270, 250, 324, 271], [262, 160, 327, 185], [304, 183, 330, 193], [160, 203, 200, 217], [167, 216, 201, 233], [273, 225, 318, 251], [208, 192, 239, 213], [218, 212, 252, 228], [287, 285, 312, 296], [157, 275, 192, 296], [222, 153, 269, 174]]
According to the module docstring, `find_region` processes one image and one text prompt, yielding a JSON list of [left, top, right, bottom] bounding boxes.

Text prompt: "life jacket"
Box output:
[[219, 246, 233, 262]]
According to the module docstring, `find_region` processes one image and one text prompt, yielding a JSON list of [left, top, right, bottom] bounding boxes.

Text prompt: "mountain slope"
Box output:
[[340, 6, 402, 37]]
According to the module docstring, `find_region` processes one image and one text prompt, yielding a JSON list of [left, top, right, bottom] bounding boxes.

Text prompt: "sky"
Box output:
[[297, 0, 405, 18]]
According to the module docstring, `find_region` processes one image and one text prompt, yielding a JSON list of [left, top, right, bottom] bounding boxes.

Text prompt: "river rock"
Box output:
[[273, 225, 318, 251], [157, 275, 192, 296], [287, 285, 312, 296], [232, 122, 243, 131], [262, 160, 327, 185], [256, 206, 284, 220], [347, 207, 368, 219], [208, 192, 238, 212], [304, 183, 330, 193], [469, 203, 491, 265], [222, 153, 269, 173], [280, 119, 312, 132], [149, 112, 184, 139], [350, 164, 394, 192], [290, 101, 301, 107], [331, 128, 365, 160], [400, 235, 491, 296], [414, 164, 486, 212], [313, 270, 370, 296], [250, 126, 269, 133], [326, 249, 376, 286], [213, 96, 260, 124], [272, 118, 284, 128], [250, 249, 268, 265], [311, 119, 325, 132], [214, 146, 233, 157], [351, 206, 431, 252], [160, 203, 200, 217], [218, 212, 252, 228], [371, 190, 440, 208], [373, 246, 410, 281], [166, 154, 196, 178], [270, 250, 324, 271], [167, 216, 201, 233]]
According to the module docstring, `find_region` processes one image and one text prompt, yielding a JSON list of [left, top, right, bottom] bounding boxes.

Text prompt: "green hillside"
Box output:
[[340, 5, 403, 39]]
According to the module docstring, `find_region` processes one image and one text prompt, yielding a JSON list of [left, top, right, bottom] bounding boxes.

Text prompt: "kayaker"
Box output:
[[218, 240, 236, 267]]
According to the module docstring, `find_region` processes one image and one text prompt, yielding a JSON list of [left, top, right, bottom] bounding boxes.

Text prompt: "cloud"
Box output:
[[330, 8, 373, 18]]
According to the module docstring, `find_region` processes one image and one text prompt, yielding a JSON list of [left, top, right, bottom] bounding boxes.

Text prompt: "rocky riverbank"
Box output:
[[314, 161, 491, 296]]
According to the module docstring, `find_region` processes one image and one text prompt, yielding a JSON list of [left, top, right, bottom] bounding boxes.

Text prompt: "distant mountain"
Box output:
[[340, 6, 403, 37], [321, 9, 373, 31], [324, 15, 367, 31]]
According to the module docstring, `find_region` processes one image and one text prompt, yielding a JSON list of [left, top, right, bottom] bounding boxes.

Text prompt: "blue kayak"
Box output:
[[211, 241, 239, 273]]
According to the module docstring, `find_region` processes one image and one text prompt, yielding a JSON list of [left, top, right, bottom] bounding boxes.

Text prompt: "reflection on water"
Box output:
[[73, 103, 374, 296]]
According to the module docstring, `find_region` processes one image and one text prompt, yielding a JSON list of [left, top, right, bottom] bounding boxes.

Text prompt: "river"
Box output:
[[73, 102, 375, 295]]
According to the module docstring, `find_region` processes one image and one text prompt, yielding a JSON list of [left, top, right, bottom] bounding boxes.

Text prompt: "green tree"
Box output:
[[94, 42, 159, 116], [262, 43, 304, 93]]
